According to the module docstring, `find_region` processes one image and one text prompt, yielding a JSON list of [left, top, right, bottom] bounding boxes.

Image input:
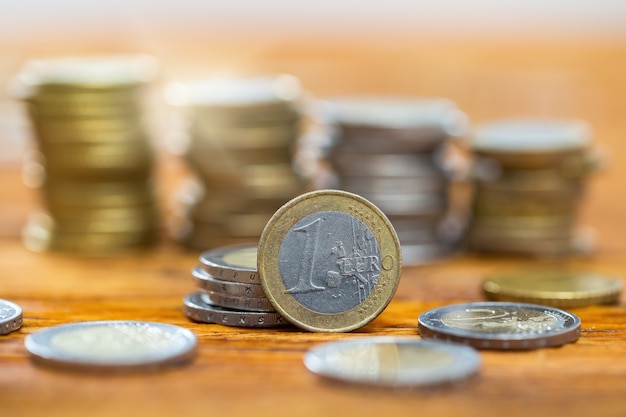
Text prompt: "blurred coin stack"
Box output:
[[313, 97, 468, 264], [467, 119, 598, 257], [165, 75, 307, 250], [16, 55, 160, 254], [183, 244, 288, 328]]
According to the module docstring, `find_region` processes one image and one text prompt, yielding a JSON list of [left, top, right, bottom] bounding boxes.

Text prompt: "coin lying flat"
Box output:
[[201, 291, 275, 313], [418, 302, 581, 349], [258, 189, 402, 332], [199, 244, 259, 283], [0, 299, 23, 335], [304, 337, 480, 387], [24, 321, 197, 370], [183, 291, 288, 328], [483, 269, 623, 307]]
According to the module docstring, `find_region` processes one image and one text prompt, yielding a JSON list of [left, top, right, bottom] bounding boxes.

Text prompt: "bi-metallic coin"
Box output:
[[304, 337, 480, 387], [24, 320, 197, 370], [258, 189, 402, 332], [418, 301, 581, 349], [483, 269, 623, 307]]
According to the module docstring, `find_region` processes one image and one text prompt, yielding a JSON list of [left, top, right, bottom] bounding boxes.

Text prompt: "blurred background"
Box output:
[[1, 0, 625, 256]]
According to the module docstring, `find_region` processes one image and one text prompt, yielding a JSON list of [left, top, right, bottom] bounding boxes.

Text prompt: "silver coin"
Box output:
[[183, 292, 288, 328], [192, 266, 266, 297], [0, 299, 23, 335], [201, 291, 275, 312], [198, 244, 259, 283], [24, 320, 197, 370], [304, 337, 480, 387], [418, 302, 581, 349]]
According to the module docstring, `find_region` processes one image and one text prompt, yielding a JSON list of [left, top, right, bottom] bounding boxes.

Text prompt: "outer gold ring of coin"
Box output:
[[258, 189, 402, 332], [483, 269, 623, 308]]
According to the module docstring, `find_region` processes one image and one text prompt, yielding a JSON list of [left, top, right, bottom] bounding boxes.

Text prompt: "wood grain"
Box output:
[[1, 38, 626, 417]]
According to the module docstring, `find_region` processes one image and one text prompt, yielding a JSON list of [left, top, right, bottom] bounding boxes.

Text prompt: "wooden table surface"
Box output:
[[1, 38, 626, 417]]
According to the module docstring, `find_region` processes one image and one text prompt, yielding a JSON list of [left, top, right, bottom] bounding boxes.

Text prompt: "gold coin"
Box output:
[[483, 268, 623, 307], [16, 55, 157, 95], [257, 189, 402, 332]]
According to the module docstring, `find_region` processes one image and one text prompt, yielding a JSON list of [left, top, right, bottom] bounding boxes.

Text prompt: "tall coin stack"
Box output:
[[466, 119, 598, 257], [183, 244, 288, 328], [165, 75, 307, 250], [314, 97, 468, 264], [16, 55, 160, 254]]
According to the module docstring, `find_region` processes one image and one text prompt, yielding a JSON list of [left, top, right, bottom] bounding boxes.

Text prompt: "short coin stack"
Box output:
[[165, 75, 307, 250], [314, 97, 468, 264], [466, 119, 598, 257], [183, 244, 288, 328], [16, 55, 160, 254]]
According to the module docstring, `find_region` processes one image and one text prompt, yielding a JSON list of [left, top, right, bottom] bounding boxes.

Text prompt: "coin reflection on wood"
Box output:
[[165, 75, 308, 250], [15, 55, 160, 255], [467, 119, 600, 258], [309, 97, 468, 265]]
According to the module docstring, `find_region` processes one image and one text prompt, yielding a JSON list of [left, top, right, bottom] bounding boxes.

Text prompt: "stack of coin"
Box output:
[[15, 55, 160, 254], [183, 244, 288, 328], [312, 97, 468, 264], [165, 75, 308, 250], [466, 119, 598, 257]]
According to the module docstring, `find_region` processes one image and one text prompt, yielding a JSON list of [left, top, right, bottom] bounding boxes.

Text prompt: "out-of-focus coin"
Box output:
[[24, 320, 196, 370], [183, 291, 288, 328], [304, 337, 480, 387], [418, 302, 581, 349], [199, 244, 259, 283], [258, 189, 402, 332], [0, 299, 23, 335], [483, 269, 623, 307], [192, 267, 266, 298], [470, 119, 591, 170], [16, 55, 157, 95]]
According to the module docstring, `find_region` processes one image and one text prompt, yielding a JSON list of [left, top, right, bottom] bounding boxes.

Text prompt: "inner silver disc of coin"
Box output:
[[304, 337, 480, 387], [278, 210, 381, 314], [24, 320, 197, 370]]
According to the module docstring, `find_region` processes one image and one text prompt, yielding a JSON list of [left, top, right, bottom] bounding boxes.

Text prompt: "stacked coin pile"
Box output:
[[165, 75, 307, 250], [313, 97, 468, 264], [15, 55, 160, 254], [466, 119, 598, 257], [183, 244, 288, 328]]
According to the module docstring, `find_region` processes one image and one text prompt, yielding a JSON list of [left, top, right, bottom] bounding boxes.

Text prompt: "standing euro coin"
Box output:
[[258, 189, 402, 332]]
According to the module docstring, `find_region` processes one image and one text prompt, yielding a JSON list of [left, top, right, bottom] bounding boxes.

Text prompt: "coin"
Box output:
[[258, 189, 402, 332], [483, 269, 623, 307], [303, 337, 480, 387], [24, 320, 196, 370], [470, 119, 591, 169], [418, 302, 581, 349], [16, 55, 157, 95], [199, 244, 259, 283], [0, 299, 23, 335], [192, 267, 266, 298], [201, 291, 275, 313], [183, 291, 288, 328]]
